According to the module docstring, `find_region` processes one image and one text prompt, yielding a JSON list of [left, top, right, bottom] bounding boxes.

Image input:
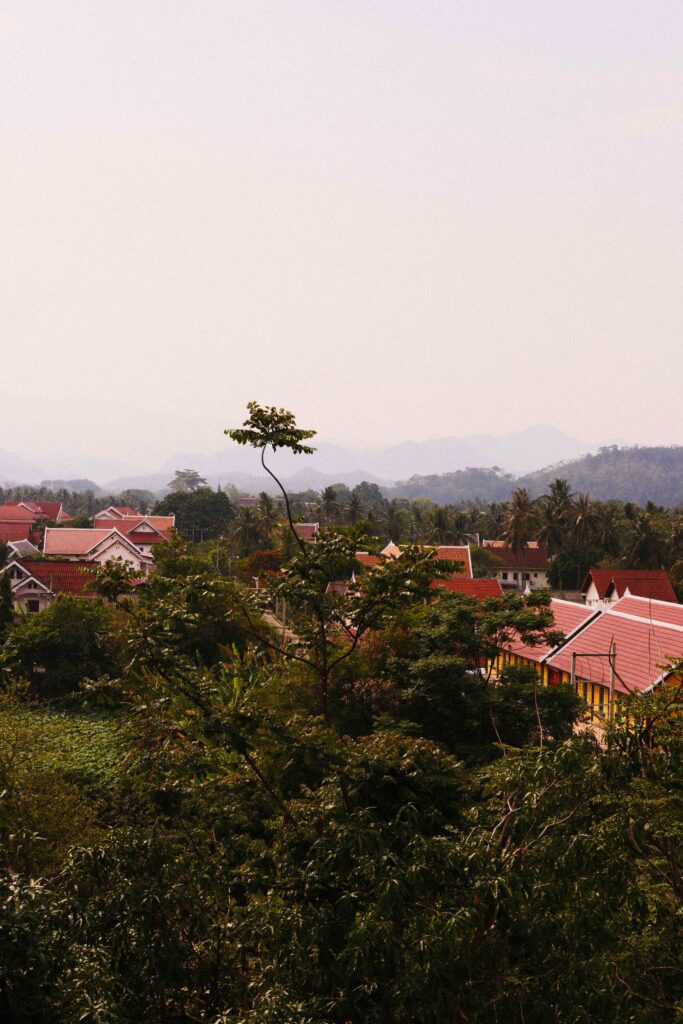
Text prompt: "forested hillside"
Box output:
[[385, 467, 517, 504], [521, 446, 683, 505], [388, 446, 683, 506]]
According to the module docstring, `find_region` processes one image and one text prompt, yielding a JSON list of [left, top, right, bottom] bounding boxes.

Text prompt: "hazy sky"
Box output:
[[2, 1, 682, 471]]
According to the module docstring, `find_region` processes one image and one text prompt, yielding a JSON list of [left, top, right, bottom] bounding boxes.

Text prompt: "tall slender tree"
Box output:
[[571, 492, 597, 586], [346, 493, 364, 525], [257, 492, 279, 544], [503, 488, 538, 590], [318, 486, 339, 525]]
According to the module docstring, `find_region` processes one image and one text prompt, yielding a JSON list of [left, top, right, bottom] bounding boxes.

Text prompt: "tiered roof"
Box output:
[[15, 559, 97, 597], [43, 528, 152, 563], [502, 598, 599, 664], [547, 595, 683, 694], [432, 545, 473, 577], [93, 515, 174, 543], [3, 500, 70, 522], [582, 569, 676, 604], [482, 540, 549, 570]]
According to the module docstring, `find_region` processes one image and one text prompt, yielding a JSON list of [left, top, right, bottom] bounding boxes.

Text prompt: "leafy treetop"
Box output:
[[226, 401, 317, 455]]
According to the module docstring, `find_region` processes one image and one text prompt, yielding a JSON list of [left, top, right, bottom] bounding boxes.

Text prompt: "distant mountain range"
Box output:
[[0, 426, 592, 494], [81, 425, 595, 496], [9, 433, 683, 507]]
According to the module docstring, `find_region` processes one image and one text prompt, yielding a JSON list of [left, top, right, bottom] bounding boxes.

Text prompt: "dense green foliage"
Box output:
[[154, 486, 235, 539], [0, 408, 681, 1021], [1, 596, 124, 698]]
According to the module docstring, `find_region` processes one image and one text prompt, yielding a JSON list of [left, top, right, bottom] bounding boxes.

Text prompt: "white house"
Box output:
[[43, 528, 153, 572], [482, 540, 550, 590]]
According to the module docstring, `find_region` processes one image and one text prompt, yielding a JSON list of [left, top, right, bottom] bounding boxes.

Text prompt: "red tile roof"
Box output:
[[433, 545, 473, 577], [547, 595, 683, 694], [354, 552, 381, 569], [93, 516, 173, 540], [0, 523, 37, 543], [30, 501, 64, 521], [43, 529, 111, 555], [15, 559, 97, 597], [430, 577, 503, 599], [0, 505, 39, 522], [482, 543, 549, 570], [4, 501, 66, 521], [582, 569, 676, 603], [502, 598, 598, 664], [95, 505, 142, 519]]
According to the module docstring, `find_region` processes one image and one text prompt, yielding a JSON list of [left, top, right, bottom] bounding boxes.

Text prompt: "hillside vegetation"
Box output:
[[388, 446, 683, 507], [522, 445, 683, 505]]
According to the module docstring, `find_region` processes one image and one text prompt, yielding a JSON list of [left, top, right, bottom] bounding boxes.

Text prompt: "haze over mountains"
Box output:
[[1, 426, 594, 495], [6, 431, 683, 506]]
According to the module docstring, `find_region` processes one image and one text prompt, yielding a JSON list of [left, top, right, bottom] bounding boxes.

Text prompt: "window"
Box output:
[[513, 572, 518, 580], [597, 686, 605, 717], [524, 572, 530, 580], [27, 600, 40, 613], [502, 572, 508, 580]]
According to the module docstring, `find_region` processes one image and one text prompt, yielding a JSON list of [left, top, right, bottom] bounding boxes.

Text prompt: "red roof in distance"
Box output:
[[430, 577, 503, 599], [93, 516, 174, 540], [582, 568, 676, 603], [432, 545, 473, 578], [0, 523, 37, 543], [15, 559, 97, 597], [355, 552, 380, 569], [481, 541, 549, 570], [0, 506, 40, 522], [3, 501, 66, 521]]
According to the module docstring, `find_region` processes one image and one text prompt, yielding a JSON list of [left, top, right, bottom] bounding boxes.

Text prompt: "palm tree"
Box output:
[[503, 489, 537, 556], [318, 486, 339, 525], [548, 478, 573, 507], [431, 507, 451, 544], [345, 492, 364, 525], [537, 478, 574, 555], [409, 501, 426, 541], [572, 493, 597, 586], [383, 501, 408, 543], [503, 489, 537, 590], [625, 510, 666, 568], [481, 502, 506, 540], [536, 500, 567, 559], [257, 492, 279, 545], [231, 507, 263, 556], [592, 503, 622, 558]]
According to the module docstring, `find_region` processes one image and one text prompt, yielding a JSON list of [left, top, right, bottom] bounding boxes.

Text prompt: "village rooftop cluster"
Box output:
[[2, 499, 682, 735]]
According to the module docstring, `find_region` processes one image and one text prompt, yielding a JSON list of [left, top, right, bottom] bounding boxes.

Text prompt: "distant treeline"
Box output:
[[0, 485, 159, 517], [385, 446, 683, 507]]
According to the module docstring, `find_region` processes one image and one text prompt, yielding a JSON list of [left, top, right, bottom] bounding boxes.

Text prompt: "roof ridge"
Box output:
[[606, 608, 683, 633]]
